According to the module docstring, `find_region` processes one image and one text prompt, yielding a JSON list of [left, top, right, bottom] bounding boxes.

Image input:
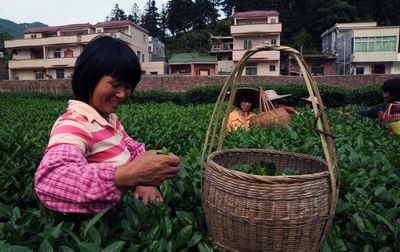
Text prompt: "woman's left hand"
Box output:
[[133, 185, 163, 205]]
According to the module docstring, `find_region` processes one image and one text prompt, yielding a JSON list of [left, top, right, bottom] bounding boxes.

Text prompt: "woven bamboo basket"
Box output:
[[250, 87, 292, 129], [201, 45, 339, 252]]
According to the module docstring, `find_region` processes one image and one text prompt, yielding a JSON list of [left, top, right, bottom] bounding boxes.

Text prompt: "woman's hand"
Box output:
[[338, 110, 350, 116], [114, 150, 180, 190], [133, 185, 163, 205]]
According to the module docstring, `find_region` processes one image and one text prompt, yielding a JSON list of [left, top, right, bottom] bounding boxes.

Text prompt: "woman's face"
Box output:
[[240, 100, 252, 112], [90, 76, 132, 118], [383, 91, 392, 102]]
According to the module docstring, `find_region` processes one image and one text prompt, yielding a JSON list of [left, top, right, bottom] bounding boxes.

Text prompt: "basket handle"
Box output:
[[259, 87, 278, 115], [383, 103, 393, 119]]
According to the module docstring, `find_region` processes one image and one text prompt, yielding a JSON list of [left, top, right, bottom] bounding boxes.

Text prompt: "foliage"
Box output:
[[0, 18, 47, 39], [0, 93, 400, 251], [141, 0, 164, 39]]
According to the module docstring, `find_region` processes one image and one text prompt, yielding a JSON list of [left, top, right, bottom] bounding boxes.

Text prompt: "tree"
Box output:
[[0, 32, 13, 60], [130, 3, 142, 24], [141, 0, 163, 38], [109, 4, 128, 20], [192, 0, 220, 29]]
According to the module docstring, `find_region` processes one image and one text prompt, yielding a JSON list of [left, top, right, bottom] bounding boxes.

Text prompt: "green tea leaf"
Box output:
[[160, 216, 172, 239], [83, 208, 109, 236], [101, 241, 126, 252], [263, 161, 277, 176], [175, 225, 193, 248]]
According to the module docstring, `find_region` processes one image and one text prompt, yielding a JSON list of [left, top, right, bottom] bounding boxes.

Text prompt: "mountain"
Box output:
[[0, 18, 47, 38]]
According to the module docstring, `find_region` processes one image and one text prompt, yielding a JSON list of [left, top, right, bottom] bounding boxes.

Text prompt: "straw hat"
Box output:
[[301, 96, 319, 105], [264, 90, 292, 101], [227, 87, 260, 108]]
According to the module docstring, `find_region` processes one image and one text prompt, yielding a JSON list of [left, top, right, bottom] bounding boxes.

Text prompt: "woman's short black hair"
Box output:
[[236, 92, 256, 110], [382, 78, 400, 102], [72, 35, 141, 103]]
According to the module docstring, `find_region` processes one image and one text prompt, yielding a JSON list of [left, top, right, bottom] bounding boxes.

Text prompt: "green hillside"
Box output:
[[0, 18, 47, 38]]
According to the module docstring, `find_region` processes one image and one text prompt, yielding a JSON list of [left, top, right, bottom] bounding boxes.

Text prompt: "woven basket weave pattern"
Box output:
[[250, 108, 292, 129], [202, 149, 333, 251]]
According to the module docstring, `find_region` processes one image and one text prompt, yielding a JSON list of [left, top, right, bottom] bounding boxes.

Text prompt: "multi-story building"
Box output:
[[5, 20, 167, 80], [230, 10, 282, 76], [208, 10, 282, 76], [321, 22, 400, 75]]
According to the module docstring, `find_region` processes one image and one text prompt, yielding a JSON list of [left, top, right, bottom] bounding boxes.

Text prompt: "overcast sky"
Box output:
[[1, 0, 169, 27]]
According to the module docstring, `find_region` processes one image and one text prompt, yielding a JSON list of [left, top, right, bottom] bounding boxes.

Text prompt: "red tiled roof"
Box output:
[[234, 10, 279, 18], [24, 23, 95, 33]]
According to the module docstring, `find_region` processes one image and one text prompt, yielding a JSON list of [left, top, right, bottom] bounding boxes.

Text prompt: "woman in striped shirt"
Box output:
[[35, 35, 180, 214]]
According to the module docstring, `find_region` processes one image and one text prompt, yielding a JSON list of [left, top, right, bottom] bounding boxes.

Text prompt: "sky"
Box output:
[[1, 0, 169, 27]]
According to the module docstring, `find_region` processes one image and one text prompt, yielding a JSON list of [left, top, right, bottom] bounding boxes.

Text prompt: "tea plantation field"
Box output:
[[0, 93, 399, 251]]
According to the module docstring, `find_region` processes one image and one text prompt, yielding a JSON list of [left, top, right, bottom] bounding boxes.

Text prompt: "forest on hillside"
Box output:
[[1, 0, 400, 58]]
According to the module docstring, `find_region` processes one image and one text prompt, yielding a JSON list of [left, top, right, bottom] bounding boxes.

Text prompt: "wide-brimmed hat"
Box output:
[[227, 87, 260, 108], [301, 96, 319, 105], [264, 90, 292, 101]]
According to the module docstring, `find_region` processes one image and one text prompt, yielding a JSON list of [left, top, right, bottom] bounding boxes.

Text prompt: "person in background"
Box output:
[[35, 35, 180, 214], [226, 88, 259, 132], [264, 90, 300, 115], [301, 96, 319, 110], [339, 78, 400, 124]]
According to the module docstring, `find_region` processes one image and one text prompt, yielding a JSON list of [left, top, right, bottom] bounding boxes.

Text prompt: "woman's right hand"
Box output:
[[114, 150, 180, 189]]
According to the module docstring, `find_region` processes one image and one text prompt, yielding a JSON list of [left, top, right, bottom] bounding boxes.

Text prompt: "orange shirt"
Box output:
[[227, 109, 256, 132]]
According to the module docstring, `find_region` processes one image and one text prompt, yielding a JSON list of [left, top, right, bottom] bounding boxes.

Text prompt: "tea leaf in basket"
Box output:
[[230, 163, 251, 173], [260, 161, 277, 176], [282, 168, 300, 175]]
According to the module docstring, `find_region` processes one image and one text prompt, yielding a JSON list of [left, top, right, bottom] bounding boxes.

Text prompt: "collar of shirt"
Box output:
[[68, 100, 117, 127]]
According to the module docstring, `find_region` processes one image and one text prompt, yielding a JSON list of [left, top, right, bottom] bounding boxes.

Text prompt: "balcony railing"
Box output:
[[231, 23, 282, 35], [5, 36, 81, 48], [232, 50, 280, 62], [44, 58, 77, 68], [8, 59, 45, 69]]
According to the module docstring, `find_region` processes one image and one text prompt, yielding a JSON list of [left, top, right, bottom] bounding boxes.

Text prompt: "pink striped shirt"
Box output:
[[35, 100, 145, 213]]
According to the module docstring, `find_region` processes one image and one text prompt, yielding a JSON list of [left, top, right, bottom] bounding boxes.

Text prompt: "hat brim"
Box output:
[[229, 87, 260, 109], [301, 97, 319, 105], [267, 94, 292, 100]]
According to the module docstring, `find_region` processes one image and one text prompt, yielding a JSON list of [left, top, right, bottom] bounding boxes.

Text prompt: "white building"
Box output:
[[5, 20, 167, 80], [321, 22, 400, 75]]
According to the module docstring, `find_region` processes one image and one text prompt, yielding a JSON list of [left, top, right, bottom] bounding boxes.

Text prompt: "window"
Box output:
[[354, 36, 396, 52], [34, 70, 45, 79], [97, 29, 102, 33], [271, 39, 277, 45], [244, 40, 252, 50], [142, 54, 144, 62], [245, 63, 257, 75], [143, 35, 146, 44], [371, 64, 385, 74], [30, 35, 37, 38], [270, 18, 276, 23], [148, 46, 152, 51], [30, 49, 43, 59], [137, 51, 141, 60], [54, 48, 61, 58], [356, 67, 364, 75], [56, 69, 64, 79], [270, 65, 276, 72], [64, 49, 73, 58], [150, 72, 158, 75]]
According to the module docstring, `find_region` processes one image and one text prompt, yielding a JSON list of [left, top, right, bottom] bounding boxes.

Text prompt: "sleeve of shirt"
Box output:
[[35, 144, 121, 213], [125, 136, 146, 158], [350, 103, 385, 118], [280, 105, 296, 114]]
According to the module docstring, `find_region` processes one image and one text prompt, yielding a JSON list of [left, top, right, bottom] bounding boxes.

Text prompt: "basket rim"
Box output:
[[206, 148, 331, 183]]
